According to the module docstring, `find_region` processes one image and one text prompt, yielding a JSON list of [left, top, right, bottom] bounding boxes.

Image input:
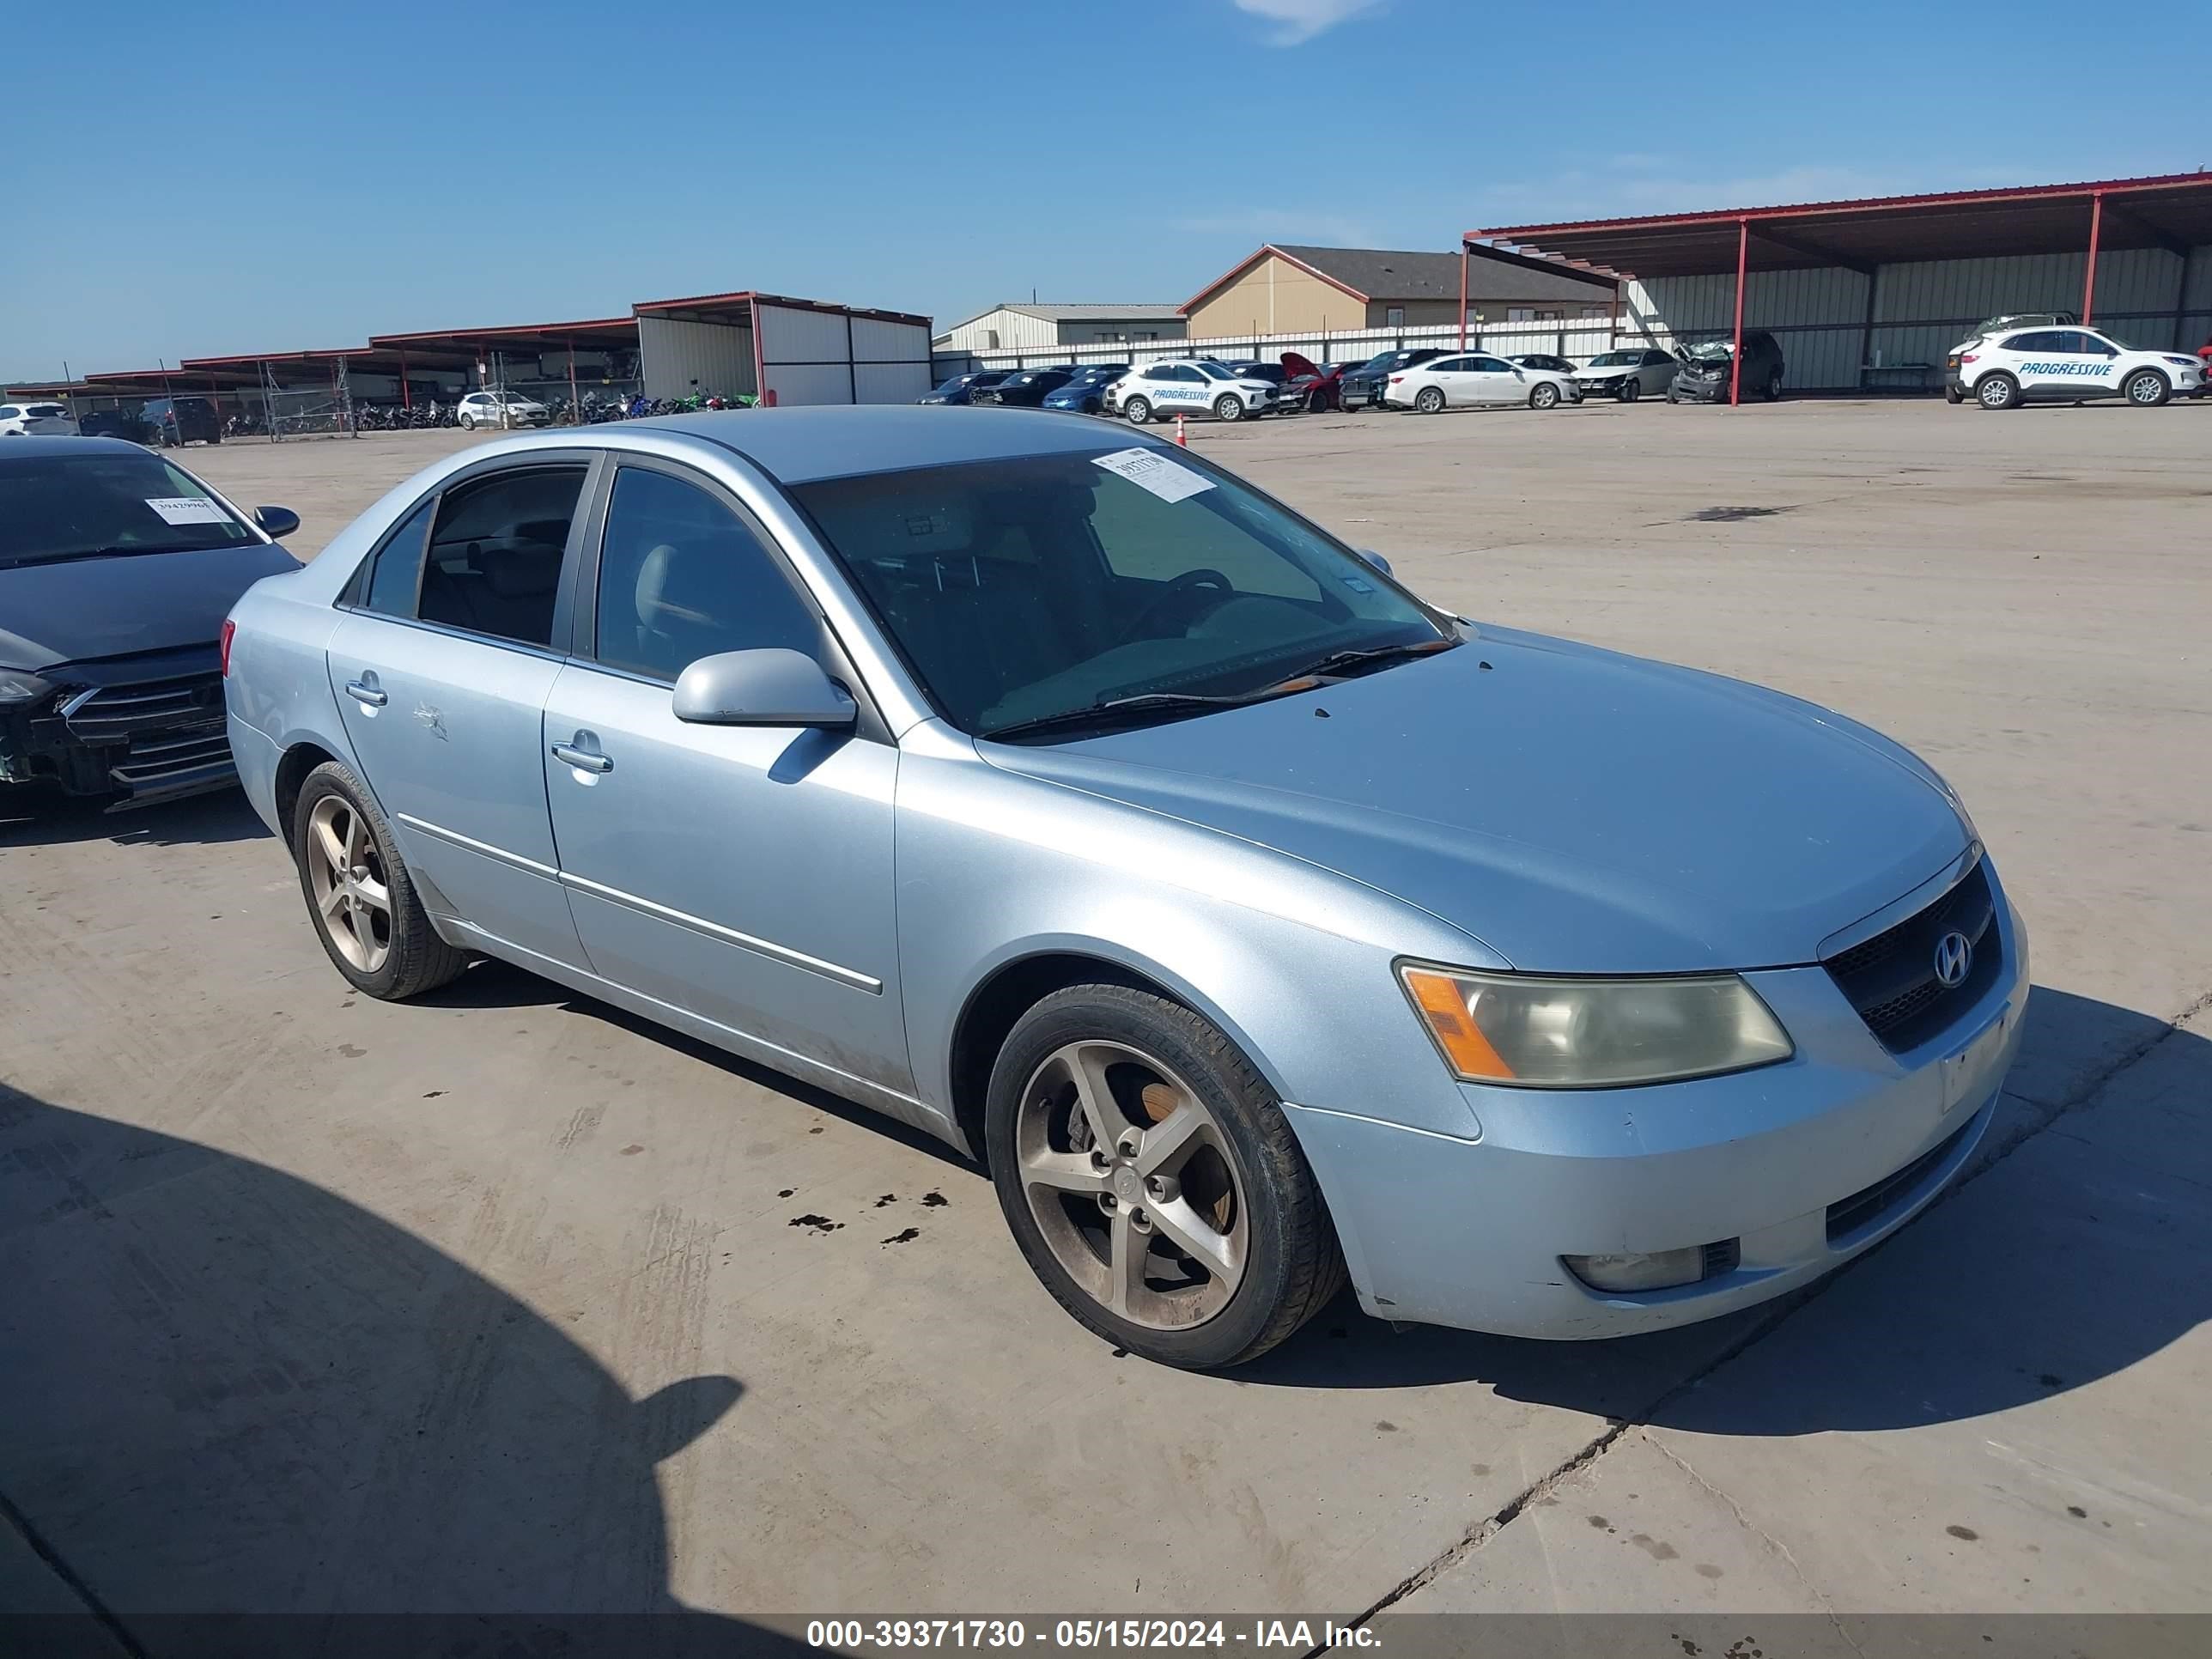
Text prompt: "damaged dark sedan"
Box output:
[[0, 438, 300, 811]]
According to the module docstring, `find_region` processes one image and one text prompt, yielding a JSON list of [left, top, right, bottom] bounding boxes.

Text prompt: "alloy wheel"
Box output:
[[1014, 1040, 1248, 1330], [306, 794, 392, 974]]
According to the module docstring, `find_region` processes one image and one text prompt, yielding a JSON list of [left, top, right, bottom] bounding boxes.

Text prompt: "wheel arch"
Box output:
[[274, 738, 344, 847], [945, 941, 1287, 1165]]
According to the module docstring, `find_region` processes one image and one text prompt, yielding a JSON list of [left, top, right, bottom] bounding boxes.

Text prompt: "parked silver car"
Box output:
[[223, 407, 2026, 1370]]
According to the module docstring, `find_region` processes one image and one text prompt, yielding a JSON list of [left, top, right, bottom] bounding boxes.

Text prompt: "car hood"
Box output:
[[0, 542, 300, 672], [981, 628, 1968, 973], [1577, 364, 1637, 378]]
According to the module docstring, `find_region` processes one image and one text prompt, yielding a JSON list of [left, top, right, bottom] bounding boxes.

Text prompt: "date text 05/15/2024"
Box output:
[[804, 1619, 1381, 1650]]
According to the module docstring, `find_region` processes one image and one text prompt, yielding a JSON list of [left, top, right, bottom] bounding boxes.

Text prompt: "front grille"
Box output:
[[1701, 1238, 1741, 1279], [59, 671, 234, 801], [1823, 859, 2000, 1053], [1826, 1117, 1973, 1243], [62, 672, 226, 741]]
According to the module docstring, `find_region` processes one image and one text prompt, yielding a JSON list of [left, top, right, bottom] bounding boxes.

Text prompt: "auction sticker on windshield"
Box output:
[[1091, 448, 1215, 504], [146, 496, 229, 526]]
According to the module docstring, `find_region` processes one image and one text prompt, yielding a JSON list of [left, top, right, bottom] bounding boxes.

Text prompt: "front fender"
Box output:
[[893, 732, 1490, 1146]]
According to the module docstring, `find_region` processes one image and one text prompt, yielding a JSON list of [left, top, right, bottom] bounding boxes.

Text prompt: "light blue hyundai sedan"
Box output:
[[222, 407, 2027, 1370]]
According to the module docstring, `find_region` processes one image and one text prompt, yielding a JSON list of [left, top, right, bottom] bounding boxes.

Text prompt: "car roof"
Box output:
[[0, 434, 146, 458], [623, 404, 1169, 483]]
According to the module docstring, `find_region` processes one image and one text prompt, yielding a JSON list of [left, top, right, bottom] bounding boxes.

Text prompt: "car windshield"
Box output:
[[790, 448, 1451, 738], [1681, 340, 1735, 361], [0, 450, 258, 567], [1585, 351, 1645, 368]]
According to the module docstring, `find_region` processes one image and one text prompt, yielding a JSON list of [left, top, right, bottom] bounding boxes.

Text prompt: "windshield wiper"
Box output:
[[1287, 635, 1458, 683], [983, 686, 1302, 743]]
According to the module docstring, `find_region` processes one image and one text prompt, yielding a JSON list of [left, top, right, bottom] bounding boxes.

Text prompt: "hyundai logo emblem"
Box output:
[[1933, 931, 1973, 989]]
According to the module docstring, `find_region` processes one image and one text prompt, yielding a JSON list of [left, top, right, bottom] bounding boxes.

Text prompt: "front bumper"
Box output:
[[1, 653, 236, 809], [1287, 878, 2030, 1339], [1671, 374, 1729, 402], [1573, 377, 1626, 398]]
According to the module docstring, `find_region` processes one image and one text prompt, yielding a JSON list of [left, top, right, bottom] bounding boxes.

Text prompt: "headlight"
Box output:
[[0, 668, 54, 708], [1399, 963, 1792, 1088]]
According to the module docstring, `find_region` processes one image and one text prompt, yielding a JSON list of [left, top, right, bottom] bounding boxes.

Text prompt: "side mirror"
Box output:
[[1358, 548, 1393, 576], [255, 505, 301, 539], [672, 648, 857, 729]]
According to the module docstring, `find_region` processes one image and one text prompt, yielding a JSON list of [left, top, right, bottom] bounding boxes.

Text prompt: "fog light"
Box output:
[[1564, 1248, 1709, 1293]]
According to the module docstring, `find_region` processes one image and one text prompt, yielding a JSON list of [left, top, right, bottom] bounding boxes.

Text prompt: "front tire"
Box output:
[[1413, 386, 1446, 414], [2124, 368, 2171, 407], [1620, 378, 1642, 403], [1976, 373, 2020, 410], [1213, 393, 1245, 422], [986, 985, 1344, 1370], [1122, 395, 1153, 425], [1529, 382, 1560, 410], [292, 761, 468, 1000]]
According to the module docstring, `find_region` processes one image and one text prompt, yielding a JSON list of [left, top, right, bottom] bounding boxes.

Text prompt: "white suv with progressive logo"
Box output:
[[1946, 325, 2203, 410], [1112, 361, 1281, 424]]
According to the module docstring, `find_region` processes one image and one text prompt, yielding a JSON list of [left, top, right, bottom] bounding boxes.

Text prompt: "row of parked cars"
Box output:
[[0, 396, 225, 446], [921, 335, 1793, 426]]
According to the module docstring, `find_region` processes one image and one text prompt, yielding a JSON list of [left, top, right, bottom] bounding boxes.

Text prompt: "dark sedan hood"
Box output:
[[983, 629, 1969, 973], [0, 542, 299, 672]]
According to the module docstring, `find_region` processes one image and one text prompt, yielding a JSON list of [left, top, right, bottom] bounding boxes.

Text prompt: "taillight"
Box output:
[[1389, 374, 1404, 384], [1960, 353, 1978, 365], [219, 617, 236, 678]]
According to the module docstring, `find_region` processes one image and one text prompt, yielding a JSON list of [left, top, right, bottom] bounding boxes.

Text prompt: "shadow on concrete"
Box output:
[[0, 787, 269, 849], [0, 1085, 809, 1656], [1244, 985, 2209, 1431], [416, 957, 975, 1173]]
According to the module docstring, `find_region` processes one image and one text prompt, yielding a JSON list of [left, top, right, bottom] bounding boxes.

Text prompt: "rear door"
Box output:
[[327, 453, 598, 969], [540, 459, 910, 1093]]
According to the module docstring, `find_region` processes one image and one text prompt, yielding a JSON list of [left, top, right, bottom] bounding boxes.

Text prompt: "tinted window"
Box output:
[[1429, 358, 1474, 374], [2056, 331, 2115, 356], [593, 467, 819, 681], [0, 449, 257, 567], [792, 450, 1445, 737], [0, 408, 16, 420], [412, 465, 586, 647], [1644, 351, 1674, 367], [2004, 331, 2058, 352], [1469, 357, 1512, 373], [362, 496, 436, 617]]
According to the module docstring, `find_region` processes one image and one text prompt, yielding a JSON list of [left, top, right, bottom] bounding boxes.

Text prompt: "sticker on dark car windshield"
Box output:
[[146, 496, 229, 526], [1091, 448, 1214, 504]]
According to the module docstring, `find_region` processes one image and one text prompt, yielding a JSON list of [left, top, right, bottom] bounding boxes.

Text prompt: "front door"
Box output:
[[541, 460, 911, 1095], [1465, 355, 1522, 404], [328, 459, 595, 969]]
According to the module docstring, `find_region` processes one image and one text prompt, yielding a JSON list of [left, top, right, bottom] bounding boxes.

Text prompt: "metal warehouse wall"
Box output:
[[1629, 246, 2209, 390], [939, 308, 1063, 352], [638, 315, 757, 400], [756, 304, 931, 406]]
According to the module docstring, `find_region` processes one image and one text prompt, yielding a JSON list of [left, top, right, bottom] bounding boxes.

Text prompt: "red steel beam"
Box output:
[[1730, 219, 1748, 407], [2083, 191, 2105, 325], [1458, 243, 1470, 350]]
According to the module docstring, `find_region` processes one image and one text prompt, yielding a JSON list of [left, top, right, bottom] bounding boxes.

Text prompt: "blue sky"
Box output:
[[7, 0, 2208, 377]]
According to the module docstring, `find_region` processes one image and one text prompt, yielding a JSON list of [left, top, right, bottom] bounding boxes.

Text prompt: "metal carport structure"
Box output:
[[1466, 170, 2212, 400], [630, 290, 933, 406]]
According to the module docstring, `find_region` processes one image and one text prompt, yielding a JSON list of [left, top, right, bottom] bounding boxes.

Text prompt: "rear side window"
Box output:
[[361, 497, 437, 617], [404, 465, 586, 647], [592, 466, 819, 681]]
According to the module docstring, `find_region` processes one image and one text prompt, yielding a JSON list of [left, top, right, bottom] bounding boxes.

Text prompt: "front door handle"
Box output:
[[551, 741, 612, 775], [343, 678, 387, 708]]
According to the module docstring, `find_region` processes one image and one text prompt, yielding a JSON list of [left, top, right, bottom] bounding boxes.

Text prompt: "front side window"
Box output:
[[791, 450, 1449, 738], [0, 449, 258, 568], [406, 465, 586, 647], [593, 466, 820, 681], [1470, 357, 1512, 373]]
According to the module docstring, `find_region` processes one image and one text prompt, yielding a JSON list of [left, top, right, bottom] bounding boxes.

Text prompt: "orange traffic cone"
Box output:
[[1175, 415, 1187, 447]]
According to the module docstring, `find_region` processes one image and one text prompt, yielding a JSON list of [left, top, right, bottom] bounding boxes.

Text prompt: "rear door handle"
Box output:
[[550, 741, 612, 775], [343, 678, 387, 708]]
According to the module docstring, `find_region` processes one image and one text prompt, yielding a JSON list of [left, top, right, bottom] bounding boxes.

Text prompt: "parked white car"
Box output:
[[0, 400, 80, 436], [455, 391, 551, 430], [1384, 352, 1579, 413], [1113, 361, 1281, 424], [1571, 347, 1682, 403], [1945, 325, 2203, 410]]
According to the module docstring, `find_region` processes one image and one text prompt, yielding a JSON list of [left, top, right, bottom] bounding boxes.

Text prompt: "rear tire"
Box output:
[[1414, 386, 1446, 414], [985, 984, 1345, 1370], [2123, 368, 2170, 407], [292, 760, 468, 1000], [1764, 369, 1784, 402], [458, 413, 477, 430], [1945, 386, 1965, 404], [1123, 396, 1153, 425], [1976, 374, 2020, 410]]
